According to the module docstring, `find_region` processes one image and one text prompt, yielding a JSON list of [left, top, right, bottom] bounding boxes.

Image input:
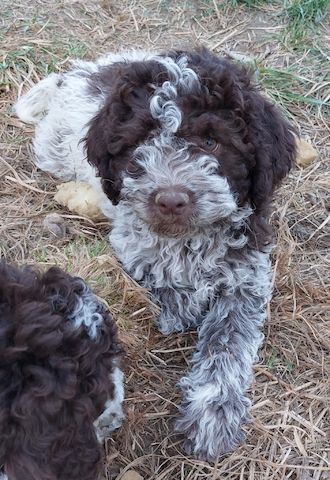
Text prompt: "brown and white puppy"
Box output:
[[0, 262, 124, 480], [14, 48, 296, 460]]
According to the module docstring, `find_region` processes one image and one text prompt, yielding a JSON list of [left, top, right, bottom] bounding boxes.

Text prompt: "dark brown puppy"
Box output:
[[0, 262, 124, 480]]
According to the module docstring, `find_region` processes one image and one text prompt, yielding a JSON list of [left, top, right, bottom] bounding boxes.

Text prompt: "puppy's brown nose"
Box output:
[[155, 187, 191, 216]]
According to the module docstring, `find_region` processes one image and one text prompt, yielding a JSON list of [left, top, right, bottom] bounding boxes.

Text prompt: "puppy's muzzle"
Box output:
[[154, 186, 192, 217]]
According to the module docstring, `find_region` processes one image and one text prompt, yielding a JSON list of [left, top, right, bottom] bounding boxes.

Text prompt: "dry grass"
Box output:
[[1, 1, 329, 479]]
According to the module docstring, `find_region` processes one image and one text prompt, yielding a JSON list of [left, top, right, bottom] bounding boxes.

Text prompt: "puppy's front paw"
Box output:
[[94, 399, 125, 442], [175, 394, 250, 461]]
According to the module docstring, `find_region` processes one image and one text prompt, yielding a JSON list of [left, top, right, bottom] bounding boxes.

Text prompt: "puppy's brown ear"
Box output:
[[85, 104, 124, 205], [246, 92, 297, 211], [85, 62, 161, 205]]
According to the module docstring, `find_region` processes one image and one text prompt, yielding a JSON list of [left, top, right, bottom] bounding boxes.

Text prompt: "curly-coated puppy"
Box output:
[[14, 48, 296, 460], [0, 262, 124, 480]]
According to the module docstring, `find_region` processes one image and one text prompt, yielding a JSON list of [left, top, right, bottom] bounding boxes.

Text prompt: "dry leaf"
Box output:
[[54, 181, 107, 221], [296, 138, 318, 168], [119, 471, 144, 480]]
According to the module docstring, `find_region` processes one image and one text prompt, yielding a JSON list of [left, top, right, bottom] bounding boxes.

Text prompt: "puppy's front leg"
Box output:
[[94, 366, 125, 442], [152, 287, 204, 335], [175, 292, 268, 461]]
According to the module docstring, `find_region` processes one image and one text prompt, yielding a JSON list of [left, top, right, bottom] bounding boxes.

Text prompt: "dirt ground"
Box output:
[[0, 1, 329, 479]]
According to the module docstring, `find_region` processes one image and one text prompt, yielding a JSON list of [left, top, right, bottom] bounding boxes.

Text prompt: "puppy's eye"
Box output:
[[202, 138, 218, 152]]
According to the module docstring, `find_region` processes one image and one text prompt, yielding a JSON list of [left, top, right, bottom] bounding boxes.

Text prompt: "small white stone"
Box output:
[[43, 212, 68, 237]]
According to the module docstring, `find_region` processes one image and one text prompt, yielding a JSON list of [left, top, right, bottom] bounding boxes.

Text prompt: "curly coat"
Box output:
[[0, 262, 123, 480]]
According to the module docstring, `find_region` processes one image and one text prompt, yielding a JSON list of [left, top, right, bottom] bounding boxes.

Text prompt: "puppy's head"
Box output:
[[86, 49, 296, 238]]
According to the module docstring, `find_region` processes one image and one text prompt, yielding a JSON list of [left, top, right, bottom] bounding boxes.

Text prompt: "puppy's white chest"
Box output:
[[110, 216, 225, 293]]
